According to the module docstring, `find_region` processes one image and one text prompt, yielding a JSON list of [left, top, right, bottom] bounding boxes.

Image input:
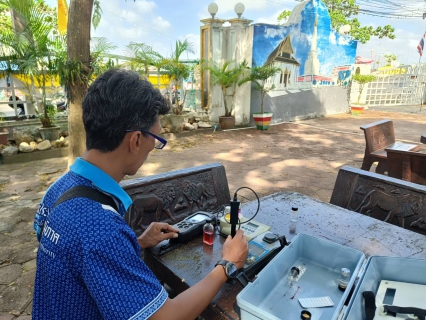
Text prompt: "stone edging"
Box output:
[[1, 148, 69, 164]]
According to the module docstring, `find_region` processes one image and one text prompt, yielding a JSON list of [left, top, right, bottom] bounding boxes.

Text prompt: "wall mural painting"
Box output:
[[252, 0, 357, 98]]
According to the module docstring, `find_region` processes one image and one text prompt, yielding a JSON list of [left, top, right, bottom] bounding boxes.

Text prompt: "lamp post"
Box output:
[[204, 3, 218, 111], [207, 3, 218, 61], [208, 3, 218, 20], [234, 2, 245, 18]]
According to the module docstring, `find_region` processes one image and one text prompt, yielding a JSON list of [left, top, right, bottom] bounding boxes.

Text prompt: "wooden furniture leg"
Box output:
[[375, 160, 387, 174]]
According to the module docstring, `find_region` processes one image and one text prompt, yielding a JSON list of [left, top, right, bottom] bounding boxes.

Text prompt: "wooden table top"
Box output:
[[144, 192, 426, 319]]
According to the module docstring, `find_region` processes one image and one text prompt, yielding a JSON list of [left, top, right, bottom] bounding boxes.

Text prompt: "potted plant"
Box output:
[[203, 60, 247, 130], [350, 74, 376, 116], [239, 64, 281, 130], [37, 102, 60, 141], [2, 0, 64, 140]]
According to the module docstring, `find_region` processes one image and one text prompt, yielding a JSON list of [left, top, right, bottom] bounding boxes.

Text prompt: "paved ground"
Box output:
[[0, 108, 425, 319]]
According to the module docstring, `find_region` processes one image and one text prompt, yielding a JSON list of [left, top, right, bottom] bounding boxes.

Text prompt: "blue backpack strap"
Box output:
[[53, 185, 119, 212]]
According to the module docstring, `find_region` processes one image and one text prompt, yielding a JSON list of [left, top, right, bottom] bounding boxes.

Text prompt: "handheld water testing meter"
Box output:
[[241, 231, 286, 278], [148, 211, 216, 255], [219, 214, 270, 241], [170, 211, 216, 244]]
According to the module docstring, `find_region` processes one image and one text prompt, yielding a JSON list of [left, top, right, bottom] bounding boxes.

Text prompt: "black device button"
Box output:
[[263, 232, 278, 243]]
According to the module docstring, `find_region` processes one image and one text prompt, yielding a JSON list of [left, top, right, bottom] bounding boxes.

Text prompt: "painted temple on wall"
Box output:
[[200, 0, 358, 125]]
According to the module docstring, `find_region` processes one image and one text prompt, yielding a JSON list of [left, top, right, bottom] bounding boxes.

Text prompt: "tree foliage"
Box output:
[[124, 42, 162, 77], [277, 0, 395, 44], [239, 64, 281, 114], [90, 37, 117, 77], [277, 10, 291, 25], [203, 60, 248, 117], [384, 53, 397, 66], [162, 39, 194, 112], [352, 73, 376, 103], [0, 0, 64, 125]]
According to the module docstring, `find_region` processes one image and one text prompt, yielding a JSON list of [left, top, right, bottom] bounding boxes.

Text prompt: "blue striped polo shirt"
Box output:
[[33, 157, 167, 319]]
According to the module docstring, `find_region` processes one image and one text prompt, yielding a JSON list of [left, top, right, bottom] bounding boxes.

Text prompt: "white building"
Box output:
[[264, 35, 300, 90]]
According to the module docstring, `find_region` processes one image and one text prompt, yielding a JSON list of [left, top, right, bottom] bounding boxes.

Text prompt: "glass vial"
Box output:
[[338, 268, 351, 291], [203, 223, 214, 245], [224, 206, 231, 222], [287, 265, 307, 287], [289, 207, 298, 234]]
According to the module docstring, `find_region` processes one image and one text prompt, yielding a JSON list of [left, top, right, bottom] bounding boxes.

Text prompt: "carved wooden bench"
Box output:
[[386, 148, 426, 185], [330, 165, 426, 236], [120, 162, 230, 236], [360, 120, 419, 174]]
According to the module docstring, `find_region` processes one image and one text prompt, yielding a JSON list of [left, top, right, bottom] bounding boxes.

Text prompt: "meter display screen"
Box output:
[[188, 214, 207, 223], [247, 222, 258, 229], [249, 242, 266, 258]]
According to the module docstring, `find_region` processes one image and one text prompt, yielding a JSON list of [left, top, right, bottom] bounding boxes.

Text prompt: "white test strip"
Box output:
[[298, 296, 334, 308]]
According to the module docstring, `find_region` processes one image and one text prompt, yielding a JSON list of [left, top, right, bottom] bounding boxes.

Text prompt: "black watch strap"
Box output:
[[215, 260, 238, 279], [215, 260, 228, 268]]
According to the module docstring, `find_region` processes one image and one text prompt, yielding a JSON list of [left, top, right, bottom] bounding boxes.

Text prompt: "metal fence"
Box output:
[[365, 64, 426, 106]]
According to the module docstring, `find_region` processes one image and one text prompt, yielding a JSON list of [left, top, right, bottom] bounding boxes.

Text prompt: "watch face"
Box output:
[[225, 262, 238, 278]]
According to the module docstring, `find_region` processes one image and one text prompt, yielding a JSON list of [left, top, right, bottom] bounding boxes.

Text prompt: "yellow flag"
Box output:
[[57, 0, 68, 35]]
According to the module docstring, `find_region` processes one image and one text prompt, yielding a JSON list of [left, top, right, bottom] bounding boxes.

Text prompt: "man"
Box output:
[[33, 69, 248, 319], [8, 96, 25, 115]]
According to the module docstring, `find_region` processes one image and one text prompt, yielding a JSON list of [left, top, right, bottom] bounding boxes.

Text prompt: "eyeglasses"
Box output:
[[125, 129, 167, 149]]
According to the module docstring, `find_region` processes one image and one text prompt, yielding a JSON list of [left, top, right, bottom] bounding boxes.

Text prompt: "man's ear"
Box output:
[[128, 131, 141, 154]]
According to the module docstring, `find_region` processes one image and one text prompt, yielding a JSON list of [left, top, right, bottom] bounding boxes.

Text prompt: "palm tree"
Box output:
[[239, 64, 281, 114], [124, 42, 162, 78], [203, 60, 247, 117], [0, 14, 22, 117], [90, 37, 117, 77], [163, 39, 195, 110], [0, 0, 64, 127]]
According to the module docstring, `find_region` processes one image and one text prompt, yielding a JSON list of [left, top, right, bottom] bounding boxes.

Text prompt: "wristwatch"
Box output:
[[215, 260, 238, 279]]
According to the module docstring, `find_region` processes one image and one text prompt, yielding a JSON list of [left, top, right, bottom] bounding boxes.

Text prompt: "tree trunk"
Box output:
[[67, 0, 94, 167]]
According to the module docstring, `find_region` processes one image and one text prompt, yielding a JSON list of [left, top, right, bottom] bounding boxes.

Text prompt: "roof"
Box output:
[[355, 56, 374, 64], [264, 35, 300, 67]]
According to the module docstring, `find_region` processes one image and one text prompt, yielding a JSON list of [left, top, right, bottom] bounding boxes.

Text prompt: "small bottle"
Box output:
[[203, 222, 215, 245], [224, 206, 231, 222], [289, 207, 298, 234], [338, 268, 351, 291], [287, 265, 307, 286]]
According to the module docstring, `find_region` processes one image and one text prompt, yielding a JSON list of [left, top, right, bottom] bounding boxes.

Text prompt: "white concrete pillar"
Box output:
[[200, 14, 253, 125]]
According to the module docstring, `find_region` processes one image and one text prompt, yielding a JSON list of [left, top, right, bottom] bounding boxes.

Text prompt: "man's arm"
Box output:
[[149, 230, 248, 320]]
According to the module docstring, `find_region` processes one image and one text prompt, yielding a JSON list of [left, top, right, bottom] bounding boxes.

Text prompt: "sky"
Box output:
[[44, 0, 426, 66]]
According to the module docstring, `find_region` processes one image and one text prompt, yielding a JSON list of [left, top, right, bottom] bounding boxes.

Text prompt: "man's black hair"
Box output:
[[82, 69, 170, 152]]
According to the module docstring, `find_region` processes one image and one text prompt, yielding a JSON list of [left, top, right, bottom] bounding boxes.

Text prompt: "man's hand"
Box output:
[[137, 222, 179, 250], [221, 230, 248, 269]]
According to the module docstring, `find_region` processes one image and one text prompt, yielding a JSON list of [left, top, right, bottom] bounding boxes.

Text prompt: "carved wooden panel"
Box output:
[[120, 163, 230, 236], [331, 166, 426, 236], [364, 121, 394, 152]]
